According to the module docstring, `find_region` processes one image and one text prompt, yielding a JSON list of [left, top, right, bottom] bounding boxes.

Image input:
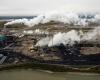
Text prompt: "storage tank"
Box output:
[[0, 34, 7, 47], [0, 34, 7, 41]]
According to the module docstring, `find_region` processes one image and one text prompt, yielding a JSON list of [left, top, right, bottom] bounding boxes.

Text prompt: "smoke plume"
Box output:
[[36, 26, 100, 47], [5, 12, 100, 27]]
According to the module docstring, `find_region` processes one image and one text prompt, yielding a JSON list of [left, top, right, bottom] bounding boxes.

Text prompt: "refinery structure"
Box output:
[[0, 13, 100, 66]]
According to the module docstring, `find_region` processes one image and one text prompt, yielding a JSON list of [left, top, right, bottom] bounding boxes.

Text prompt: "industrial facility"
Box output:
[[0, 20, 100, 66]]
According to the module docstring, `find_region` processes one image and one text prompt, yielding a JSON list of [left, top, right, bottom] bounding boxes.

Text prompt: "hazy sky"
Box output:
[[0, 0, 100, 15]]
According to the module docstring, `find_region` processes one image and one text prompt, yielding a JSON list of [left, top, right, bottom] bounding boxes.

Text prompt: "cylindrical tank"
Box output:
[[0, 34, 7, 47]]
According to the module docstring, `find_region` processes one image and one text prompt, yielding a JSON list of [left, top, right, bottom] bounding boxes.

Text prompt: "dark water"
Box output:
[[0, 16, 35, 20], [0, 69, 100, 80]]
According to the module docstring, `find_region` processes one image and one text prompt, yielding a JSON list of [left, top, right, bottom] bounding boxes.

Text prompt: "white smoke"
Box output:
[[48, 30, 81, 47], [23, 30, 34, 34], [94, 14, 100, 21], [5, 18, 28, 26], [34, 29, 49, 35], [82, 27, 100, 41], [36, 30, 81, 47], [36, 26, 100, 47], [36, 37, 51, 47], [4, 12, 100, 27], [4, 15, 44, 27]]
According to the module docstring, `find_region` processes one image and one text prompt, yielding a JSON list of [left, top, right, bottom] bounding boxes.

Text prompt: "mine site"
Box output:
[[0, 13, 100, 67], [1, 0, 100, 80]]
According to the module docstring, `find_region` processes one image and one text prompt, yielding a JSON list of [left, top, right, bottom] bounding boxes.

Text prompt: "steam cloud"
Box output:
[[4, 12, 100, 47], [48, 30, 81, 47], [5, 12, 100, 27], [82, 27, 100, 41], [36, 27, 100, 47], [36, 30, 81, 47]]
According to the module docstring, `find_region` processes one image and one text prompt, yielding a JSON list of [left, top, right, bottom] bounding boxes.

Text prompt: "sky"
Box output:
[[0, 0, 100, 15]]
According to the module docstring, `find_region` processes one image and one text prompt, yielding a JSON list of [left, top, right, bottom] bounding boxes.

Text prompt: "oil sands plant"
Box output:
[[0, 13, 100, 72]]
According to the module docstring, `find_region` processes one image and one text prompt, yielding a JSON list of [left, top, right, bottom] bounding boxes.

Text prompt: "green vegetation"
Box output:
[[0, 63, 67, 72], [0, 21, 7, 28], [0, 21, 27, 30], [0, 63, 100, 73]]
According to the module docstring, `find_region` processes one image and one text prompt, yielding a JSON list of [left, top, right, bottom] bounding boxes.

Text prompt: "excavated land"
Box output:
[[0, 22, 100, 65]]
